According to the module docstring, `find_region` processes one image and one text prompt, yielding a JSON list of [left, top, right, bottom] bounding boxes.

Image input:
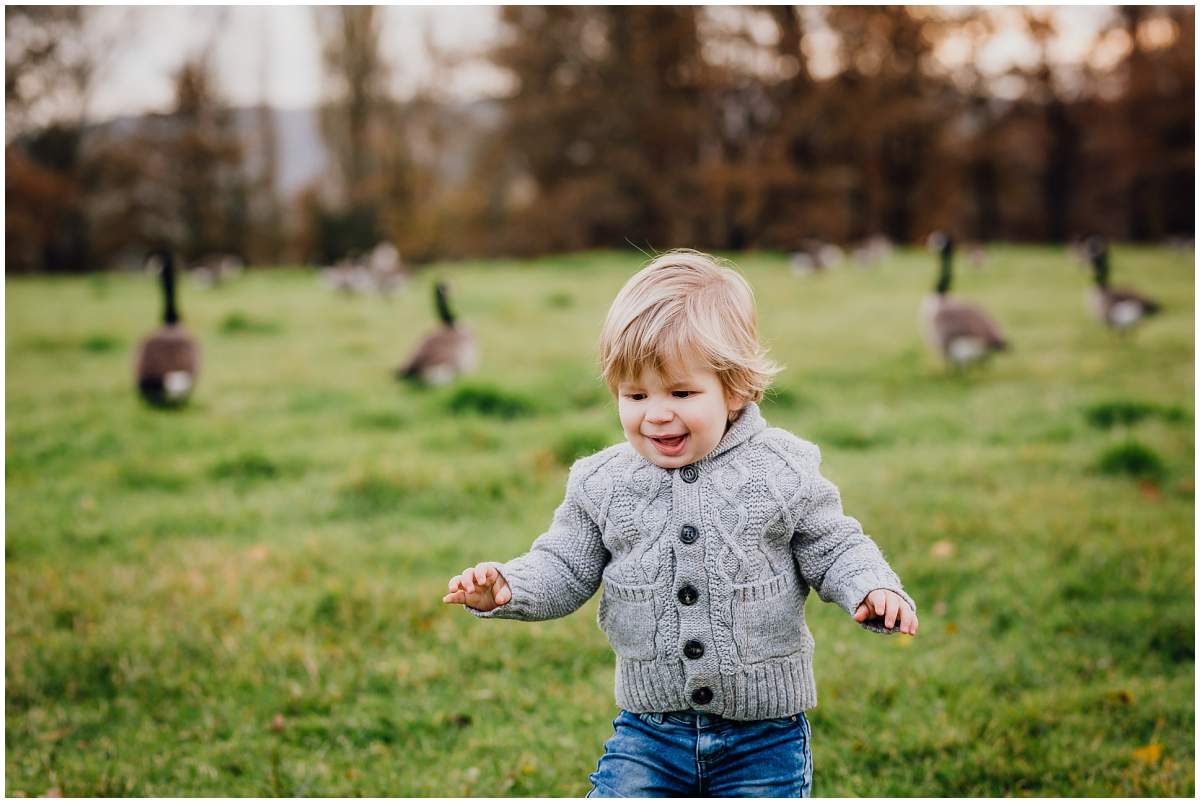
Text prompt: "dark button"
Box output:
[[683, 640, 704, 659], [679, 525, 699, 544], [677, 585, 699, 605], [691, 687, 713, 705], [680, 465, 699, 483]]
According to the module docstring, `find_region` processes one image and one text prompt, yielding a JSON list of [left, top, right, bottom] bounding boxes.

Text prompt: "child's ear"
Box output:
[[725, 392, 747, 421]]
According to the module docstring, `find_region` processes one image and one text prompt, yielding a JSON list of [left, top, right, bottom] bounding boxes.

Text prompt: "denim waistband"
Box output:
[[639, 710, 799, 730]]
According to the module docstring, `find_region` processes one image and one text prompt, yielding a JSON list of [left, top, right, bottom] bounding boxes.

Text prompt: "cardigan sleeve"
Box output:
[[787, 442, 916, 634], [467, 458, 610, 622]]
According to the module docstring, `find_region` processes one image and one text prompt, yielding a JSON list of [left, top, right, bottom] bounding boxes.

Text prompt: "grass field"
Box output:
[[5, 246, 1195, 796]]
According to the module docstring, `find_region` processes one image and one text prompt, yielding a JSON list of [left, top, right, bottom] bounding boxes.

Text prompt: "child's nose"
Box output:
[[646, 400, 675, 423]]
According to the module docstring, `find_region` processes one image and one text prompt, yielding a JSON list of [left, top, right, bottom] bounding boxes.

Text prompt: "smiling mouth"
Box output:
[[647, 433, 688, 456]]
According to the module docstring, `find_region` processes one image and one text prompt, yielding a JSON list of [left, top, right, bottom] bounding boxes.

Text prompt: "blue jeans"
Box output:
[[587, 709, 813, 797]]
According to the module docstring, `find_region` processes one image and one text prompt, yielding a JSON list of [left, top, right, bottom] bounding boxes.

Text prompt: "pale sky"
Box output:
[[81, 5, 1118, 123]]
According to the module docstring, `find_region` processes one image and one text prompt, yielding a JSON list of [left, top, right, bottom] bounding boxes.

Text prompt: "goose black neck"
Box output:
[[935, 240, 954, 295], [158, 251, 180, 325], [435, 283, 455, 327], [1090, 250, 1110, 289]]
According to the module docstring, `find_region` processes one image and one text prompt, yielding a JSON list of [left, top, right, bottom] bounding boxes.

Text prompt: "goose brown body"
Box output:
[[135, 250, 199, 405], [921, 232, 1008, 368], [396, 282, 477, 385], [1085, 237, 1160, 331]]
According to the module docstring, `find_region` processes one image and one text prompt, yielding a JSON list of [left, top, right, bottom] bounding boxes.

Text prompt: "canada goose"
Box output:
[[850, 234, 893, 267], [790, 240, 844, 276], [320, 243, 408, 296], [1085, 237, 1160, 332], [135, 249, 199, 405], [396, 281, 477, 385], [192, 253, 244, 289], [920, 232, 1008, 369], [319, 257, 374, 295]]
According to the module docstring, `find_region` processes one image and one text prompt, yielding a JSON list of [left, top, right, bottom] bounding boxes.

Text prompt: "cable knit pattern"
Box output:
[[469, 403, 915, 720]]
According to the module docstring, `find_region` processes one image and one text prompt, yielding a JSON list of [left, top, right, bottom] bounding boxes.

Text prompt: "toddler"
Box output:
[[442, 249, 917, 797]]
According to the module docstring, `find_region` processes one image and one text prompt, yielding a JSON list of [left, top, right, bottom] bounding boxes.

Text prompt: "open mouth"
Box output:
[[647, 433, 688, 457]]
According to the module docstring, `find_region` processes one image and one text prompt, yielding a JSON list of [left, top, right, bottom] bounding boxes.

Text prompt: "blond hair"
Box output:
[[599, 249, 781, 403]]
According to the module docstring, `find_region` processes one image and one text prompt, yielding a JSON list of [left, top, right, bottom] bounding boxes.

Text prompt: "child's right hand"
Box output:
[[442, 563, 512, 612]]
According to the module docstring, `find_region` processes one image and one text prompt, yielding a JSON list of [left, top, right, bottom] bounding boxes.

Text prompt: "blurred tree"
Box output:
[[80, 51, 249, 268], [5, 6, 94, 271], [307, 5, 404, 261], [249, 19, 285, 266], [168, 56, 249, 261], [5, 6, 94, 139], [480, 6, 709, 254], [316, 5, 390, 197]]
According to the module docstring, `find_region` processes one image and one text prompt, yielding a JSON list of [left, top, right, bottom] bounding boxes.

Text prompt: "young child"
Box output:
[[442, 249, 917, 797]]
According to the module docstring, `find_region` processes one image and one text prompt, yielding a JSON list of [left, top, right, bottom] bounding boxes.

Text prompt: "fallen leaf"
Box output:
[[1106, 689, 1134, 706], [930, 540, 955, 559], [945, 622, 958, 635], [1137, 481, 1162, 501], [271, 714, 285, 732], [1131, 743, 1163, 764]]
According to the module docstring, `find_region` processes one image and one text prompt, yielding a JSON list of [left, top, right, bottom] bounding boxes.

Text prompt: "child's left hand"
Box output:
[[854, 589, 918, 635]]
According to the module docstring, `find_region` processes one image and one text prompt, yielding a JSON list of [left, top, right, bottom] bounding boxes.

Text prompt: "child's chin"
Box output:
[[643, 451, 689, 468]]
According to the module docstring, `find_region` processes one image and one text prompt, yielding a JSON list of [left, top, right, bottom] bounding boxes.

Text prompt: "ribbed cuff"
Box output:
[[835, 571, 916, 634]]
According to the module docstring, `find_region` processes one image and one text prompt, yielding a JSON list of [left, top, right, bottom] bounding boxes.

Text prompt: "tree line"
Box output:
[[5, 5, 1194, 273]]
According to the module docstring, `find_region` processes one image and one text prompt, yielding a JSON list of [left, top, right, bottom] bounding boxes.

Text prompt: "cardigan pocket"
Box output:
[[597, 578, 658, 661], [731, 574, 808, 663]]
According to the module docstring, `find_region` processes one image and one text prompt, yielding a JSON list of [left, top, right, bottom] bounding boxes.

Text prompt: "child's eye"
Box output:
[[625, 393, 646, 401], [672, 391, 694, 398]]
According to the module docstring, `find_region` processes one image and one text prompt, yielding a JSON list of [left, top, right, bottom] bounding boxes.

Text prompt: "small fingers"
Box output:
[[899, 604, 915, 635], [474, 564, 490, 587], [461, 567, 476, 594], [442, 590, 466, 604], [853, 602, 869, 621], [884, 594, 898, 629], [447, 575, 462, 593], [869, 589, 887, 617]]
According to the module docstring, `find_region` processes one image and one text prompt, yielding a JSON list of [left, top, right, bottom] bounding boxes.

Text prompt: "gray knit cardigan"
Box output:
[[470, 402, 916, 720]]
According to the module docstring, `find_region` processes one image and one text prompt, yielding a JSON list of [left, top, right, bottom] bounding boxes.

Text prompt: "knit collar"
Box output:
[[695, 401, 768, 467]]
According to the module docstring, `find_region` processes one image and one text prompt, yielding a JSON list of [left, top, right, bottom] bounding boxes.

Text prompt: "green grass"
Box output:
[[5, 247, 1194, 795]]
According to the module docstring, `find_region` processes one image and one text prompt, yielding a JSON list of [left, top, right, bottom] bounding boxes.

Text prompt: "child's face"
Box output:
[[617, 354, 743, 469]]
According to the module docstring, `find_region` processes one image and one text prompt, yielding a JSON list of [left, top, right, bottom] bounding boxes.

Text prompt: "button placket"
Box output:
[[673, 457, 713, 711]]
